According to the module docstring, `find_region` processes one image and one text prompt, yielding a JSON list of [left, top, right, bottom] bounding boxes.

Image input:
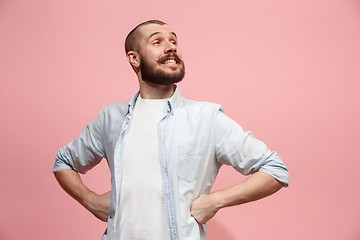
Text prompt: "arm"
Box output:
[[53, 113, 110, 221], [54, 169, 110, 222], [190, 172, 285, 224], [190, 111, 289, 224]]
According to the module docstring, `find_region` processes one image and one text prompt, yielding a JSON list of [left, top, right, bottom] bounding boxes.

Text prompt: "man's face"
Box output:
[[137, 24, 185, 86]]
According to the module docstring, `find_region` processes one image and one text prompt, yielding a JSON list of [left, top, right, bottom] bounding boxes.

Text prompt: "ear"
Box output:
[[127, 51, 140, 69]]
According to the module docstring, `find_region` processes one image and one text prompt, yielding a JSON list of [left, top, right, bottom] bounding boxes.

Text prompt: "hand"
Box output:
[[190, 193, 221, 224], [85, 191, 111, 222], [54, 170, 111, 222]]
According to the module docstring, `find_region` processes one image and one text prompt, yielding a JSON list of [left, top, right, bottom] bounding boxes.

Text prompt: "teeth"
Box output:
[[163, 59, 177, 64]]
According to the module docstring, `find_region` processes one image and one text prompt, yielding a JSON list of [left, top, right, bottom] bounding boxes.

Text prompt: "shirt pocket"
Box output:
[[177, 146, 203, 183]]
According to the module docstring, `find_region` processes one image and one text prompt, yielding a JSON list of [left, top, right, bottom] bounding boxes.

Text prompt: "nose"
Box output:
[[165, 41, 177, 53]]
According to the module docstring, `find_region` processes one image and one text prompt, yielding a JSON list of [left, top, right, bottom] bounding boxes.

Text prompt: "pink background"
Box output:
[[1, 0, 360, 239]]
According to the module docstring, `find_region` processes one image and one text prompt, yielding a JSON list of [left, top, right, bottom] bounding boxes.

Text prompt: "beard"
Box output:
[[140, 53, 185, 86]]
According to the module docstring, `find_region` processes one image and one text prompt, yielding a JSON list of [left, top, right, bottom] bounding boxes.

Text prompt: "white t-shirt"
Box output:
[[116, 96, 170, 240]]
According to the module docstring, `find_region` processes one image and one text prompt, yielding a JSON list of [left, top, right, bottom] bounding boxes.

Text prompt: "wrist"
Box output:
[[211, 191, 226, 210]]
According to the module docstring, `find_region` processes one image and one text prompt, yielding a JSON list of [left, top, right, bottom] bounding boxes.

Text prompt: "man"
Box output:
[[53, 20, 289, 240]]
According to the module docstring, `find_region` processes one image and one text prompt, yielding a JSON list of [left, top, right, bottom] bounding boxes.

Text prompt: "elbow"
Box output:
[[53, 148, 76, 173]]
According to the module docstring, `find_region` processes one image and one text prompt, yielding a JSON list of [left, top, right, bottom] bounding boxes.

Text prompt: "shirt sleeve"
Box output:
[[215, 111, 289, 186], [53, 114, 106, 174]]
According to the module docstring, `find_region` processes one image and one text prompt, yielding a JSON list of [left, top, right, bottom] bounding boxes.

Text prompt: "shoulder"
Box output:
[[181, 97, 224, 114], [173, 96, 224, 126], [100, 100, 130, 114], [96, 100, 130, 122]]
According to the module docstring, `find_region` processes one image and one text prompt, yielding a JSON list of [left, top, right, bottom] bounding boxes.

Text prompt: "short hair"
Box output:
[[125, 20, 167, 54]]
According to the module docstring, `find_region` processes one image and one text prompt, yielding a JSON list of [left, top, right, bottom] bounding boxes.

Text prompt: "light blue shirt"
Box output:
[[53, 87, 289, 240]]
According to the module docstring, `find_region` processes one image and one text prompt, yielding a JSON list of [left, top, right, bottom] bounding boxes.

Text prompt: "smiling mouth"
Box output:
[[163, 59, 177, 64], [159, 54, 182, 65]]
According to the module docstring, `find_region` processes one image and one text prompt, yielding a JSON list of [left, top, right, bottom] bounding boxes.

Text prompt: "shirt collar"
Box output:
[[126, 85, 182, 116]]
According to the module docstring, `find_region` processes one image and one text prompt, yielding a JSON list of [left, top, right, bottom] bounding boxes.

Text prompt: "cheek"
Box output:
[[146, 47, 162, 57], [140, 54, 158, 66], [141, 46, 159, 58], [177, 51, 184, 60]]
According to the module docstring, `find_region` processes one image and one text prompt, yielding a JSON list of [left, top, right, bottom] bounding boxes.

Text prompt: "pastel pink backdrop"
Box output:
[[1, 0, 359, 239]]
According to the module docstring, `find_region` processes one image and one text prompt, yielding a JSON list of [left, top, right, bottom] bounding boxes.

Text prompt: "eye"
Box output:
[[153, 40, 161, 45], [170, 39, 177, 45]]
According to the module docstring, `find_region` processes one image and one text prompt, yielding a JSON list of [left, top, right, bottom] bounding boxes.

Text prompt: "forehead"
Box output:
[[138, 24, 177, 40]]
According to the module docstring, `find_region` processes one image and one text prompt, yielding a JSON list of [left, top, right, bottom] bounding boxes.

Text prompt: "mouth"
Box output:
[[163, 59, 177, 64], [159, 54, 182, 65]]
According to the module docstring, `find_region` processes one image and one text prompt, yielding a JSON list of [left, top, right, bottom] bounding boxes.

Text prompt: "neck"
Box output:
[[138, 79, 175, 99]]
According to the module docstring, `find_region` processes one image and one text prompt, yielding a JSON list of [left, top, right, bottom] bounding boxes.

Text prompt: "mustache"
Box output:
[[158, 53, 182, 63]]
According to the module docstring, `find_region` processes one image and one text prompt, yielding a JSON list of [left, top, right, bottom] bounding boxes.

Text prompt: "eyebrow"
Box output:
[[148, 31, 177, 40]]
